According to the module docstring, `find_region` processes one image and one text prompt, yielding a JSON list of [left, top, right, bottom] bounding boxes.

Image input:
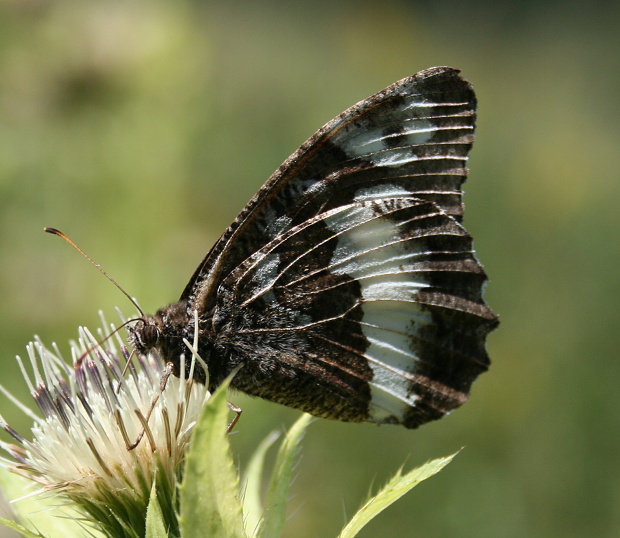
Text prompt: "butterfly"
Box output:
[[130, 66, 499, 429]]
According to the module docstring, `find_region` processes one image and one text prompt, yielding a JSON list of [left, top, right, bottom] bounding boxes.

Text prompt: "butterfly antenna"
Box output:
[[44, 227, 144, 317], [74, 317, 142, 369]]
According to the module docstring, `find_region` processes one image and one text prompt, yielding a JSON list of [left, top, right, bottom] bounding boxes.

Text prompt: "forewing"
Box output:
[[214, 197, 497, 428], [183, 67, 478, 318]]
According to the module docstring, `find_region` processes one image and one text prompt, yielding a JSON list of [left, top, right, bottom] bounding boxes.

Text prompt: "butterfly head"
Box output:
[[128, 300, 210, 383], [129, 316, 160, 355]]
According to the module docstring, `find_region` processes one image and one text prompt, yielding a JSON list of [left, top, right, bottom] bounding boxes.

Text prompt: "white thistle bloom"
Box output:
[[0, 311, 210, 536]]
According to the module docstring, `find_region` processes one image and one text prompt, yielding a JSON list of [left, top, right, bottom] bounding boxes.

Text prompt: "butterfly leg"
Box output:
[[226, 401, 242, 433], [121, 362, 175, 450]]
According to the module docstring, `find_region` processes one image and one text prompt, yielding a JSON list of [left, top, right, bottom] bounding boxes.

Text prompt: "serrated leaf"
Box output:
[[242, 430, 279, 537], [179, 377, 246, 538], [338, 452, 458, 538], [258, 413, 312, 538], [146, 480, 168, 538]]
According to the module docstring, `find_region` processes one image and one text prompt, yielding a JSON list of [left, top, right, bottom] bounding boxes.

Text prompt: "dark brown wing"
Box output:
[[212, 196, 497, 427], [182, 67, 477, 314]]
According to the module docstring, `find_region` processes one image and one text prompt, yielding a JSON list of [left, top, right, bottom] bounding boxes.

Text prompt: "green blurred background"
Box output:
[[1, 1, 618, 536]]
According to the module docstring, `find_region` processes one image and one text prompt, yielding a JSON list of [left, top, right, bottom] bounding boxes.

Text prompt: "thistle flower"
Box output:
[[0, 311, 209, 537]]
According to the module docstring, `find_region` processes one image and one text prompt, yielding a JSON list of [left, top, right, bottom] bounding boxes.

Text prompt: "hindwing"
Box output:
[[212, 195, 496, 427]]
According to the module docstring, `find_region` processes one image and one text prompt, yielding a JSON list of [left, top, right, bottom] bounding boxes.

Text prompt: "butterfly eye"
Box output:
[[141, 324, 160, 349], [131, 322, 159, 352]]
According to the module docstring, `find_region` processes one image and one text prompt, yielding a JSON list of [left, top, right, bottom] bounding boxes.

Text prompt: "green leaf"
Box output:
[[0, 467, 99, 538], [179, 378, 247, 538], [242, 430, 279, 537], [258, 413, 312, 538], [0, 515, 43, 538], [338, 452, 458, 538], [146, 480, 168, 538]]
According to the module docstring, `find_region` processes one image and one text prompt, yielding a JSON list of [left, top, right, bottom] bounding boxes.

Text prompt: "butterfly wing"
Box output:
[[184, 66, 498, 427], [214, 196, 496, 427], [183, 67, 476, 307]]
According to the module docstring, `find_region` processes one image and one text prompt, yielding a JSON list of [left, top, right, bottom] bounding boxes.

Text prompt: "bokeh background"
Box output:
[[1, 1, 618, 536]]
